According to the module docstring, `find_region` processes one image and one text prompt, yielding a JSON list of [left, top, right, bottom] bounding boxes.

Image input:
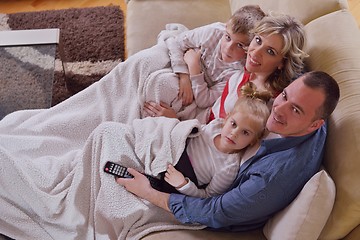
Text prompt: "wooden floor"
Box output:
[[0, 0, 359, 26]]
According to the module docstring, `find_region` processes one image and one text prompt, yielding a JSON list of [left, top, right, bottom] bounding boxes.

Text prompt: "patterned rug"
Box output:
[[0, 6, 124, 117]]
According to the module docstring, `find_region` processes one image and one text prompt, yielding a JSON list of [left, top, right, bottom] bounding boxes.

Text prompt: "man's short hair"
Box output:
[[302, 71, 340, 120]]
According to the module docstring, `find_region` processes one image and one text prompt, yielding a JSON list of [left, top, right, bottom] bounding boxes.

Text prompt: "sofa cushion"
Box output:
[[304, 9, 360, 239], [343, 225, 360, 240], [126, 0, 231, 56], [142, 228, 266, 240], [229, 0, 348, 25], [263, 169, 336, 240]]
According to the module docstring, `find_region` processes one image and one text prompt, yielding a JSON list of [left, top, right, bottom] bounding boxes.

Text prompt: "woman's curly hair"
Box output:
[[251, 13, 309, 94]]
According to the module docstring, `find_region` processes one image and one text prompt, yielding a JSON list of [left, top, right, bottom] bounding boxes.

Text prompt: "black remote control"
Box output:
[[104, 161, 162, 191]]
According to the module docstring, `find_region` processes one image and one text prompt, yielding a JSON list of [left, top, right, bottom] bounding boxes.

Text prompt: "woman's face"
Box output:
[[245, 33, 285, 75]]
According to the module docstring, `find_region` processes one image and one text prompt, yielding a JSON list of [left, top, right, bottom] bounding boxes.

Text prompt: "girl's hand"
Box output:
[[164, 164, 188, 188]]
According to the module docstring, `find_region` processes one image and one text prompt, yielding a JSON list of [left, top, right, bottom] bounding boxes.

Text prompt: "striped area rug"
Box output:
[[0, 6, 124, 107]]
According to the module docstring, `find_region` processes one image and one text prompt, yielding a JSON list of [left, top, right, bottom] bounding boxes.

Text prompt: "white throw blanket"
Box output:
[[0, 117, 204, 240], [0, 27, 206, 240]]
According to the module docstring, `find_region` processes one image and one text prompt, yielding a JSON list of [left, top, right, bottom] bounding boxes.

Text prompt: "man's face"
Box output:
[[266, 76, 325, 137]]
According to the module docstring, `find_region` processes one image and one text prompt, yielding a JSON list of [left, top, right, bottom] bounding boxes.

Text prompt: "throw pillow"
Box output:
[[263, 169, 335, 240]]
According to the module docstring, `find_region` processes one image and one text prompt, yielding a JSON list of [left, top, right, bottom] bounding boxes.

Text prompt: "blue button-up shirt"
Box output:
[[169, 124, 327, 231]]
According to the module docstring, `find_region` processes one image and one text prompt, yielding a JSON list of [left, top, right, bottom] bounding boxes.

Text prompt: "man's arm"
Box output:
[[116, 168, 171, 212], [115, 166, 277, 230]]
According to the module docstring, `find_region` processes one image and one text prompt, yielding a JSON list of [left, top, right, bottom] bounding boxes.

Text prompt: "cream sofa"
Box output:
[[125, 0, 360, 239]]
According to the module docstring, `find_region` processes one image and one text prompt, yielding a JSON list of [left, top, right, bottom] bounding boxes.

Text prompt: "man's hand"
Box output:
[[164, 164, 188, 189], [178, 73, 194, 106], [116, 168, 171, 212], [116, 168, 152, 199], [143, 101, 177, 118]]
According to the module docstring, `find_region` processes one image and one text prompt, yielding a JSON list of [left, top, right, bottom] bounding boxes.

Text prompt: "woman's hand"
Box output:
[[164, 164, 188, 189], [143, 101, 177, 118]]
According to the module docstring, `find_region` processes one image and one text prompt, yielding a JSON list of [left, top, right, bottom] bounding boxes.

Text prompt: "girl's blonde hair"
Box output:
[[251, 12, 309, 94], [230, 82, 271, 140]]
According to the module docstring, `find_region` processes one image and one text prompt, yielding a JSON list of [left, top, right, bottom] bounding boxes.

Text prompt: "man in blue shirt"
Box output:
[[117, 71, 340, 231]]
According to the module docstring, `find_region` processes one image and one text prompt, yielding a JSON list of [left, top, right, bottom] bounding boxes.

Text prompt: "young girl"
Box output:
[[163, 82, 272, 197]]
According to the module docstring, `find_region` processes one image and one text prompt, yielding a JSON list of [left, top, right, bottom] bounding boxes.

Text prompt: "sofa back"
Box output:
[[126, 0, 231, 57], [230, 0, 348, 24], [305, 9, 360, 240]]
